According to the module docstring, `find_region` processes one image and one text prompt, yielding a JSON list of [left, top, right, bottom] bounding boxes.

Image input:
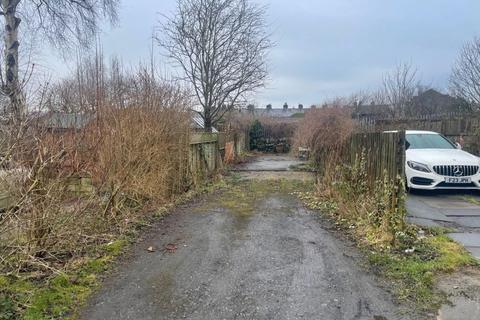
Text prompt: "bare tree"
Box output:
[[450, 37, 480, 108], [158, 0, 271, 132], [0, 0, 119, 121], [381, 62, 418, 118], [346, 90, 372, 107]]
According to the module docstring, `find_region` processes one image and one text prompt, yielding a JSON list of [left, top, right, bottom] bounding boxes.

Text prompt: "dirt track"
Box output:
[[82, 156, 419, 320]]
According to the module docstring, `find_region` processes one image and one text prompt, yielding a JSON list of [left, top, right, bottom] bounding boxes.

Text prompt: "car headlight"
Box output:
[[407, 161, 431, 173]]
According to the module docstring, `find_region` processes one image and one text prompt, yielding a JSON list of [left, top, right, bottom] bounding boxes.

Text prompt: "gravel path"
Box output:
[[81, 156, 419, 320]]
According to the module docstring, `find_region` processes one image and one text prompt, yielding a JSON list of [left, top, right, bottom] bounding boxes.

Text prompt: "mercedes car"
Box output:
[[405, 130, 480, 190]]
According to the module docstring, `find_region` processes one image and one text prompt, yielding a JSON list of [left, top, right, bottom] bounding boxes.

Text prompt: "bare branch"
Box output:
[[0, 0, 120, 120], [157, 0, 272, 131], [450, 37, 480, 109], [381, 62, 418, 118]]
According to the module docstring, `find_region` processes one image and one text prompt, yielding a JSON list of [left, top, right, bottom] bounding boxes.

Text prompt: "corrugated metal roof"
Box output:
[[191, 112, 218, 133]]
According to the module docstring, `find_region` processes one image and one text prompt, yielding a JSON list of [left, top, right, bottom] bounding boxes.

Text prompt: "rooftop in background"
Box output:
[[352, 89, 469, 120], [35, 112, 94, 131], [240, 107, 309, 118]]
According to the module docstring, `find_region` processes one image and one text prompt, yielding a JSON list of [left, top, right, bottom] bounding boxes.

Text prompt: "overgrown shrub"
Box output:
[[297, 108, 407, 246], [0, 56, 192, 284], [244, 116, 297, 153], [293, 107, 354, 157], [315, 151, 407, 246]]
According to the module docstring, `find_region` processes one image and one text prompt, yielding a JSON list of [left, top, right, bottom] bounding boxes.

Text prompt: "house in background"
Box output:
[[35, 112, 94, 133], [351, 103, 392, 120], [240, 104, 309, 119], [352, 89, 469, 121], [410, 89, 468, 116]]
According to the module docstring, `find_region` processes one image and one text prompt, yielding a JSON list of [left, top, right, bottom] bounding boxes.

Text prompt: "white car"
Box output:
[[405, 130, 480, 190]]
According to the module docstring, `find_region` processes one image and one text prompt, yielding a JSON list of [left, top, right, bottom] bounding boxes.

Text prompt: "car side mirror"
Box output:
[[456, 143, 462, 150]]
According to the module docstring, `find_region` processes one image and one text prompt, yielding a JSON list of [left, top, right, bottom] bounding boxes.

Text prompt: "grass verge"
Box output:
[[0, 179, 225, 320], [298, 191, 478, 312]]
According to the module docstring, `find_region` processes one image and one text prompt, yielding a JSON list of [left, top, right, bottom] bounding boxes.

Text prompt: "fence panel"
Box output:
[[341, 131, 405, 188], [188, 132, 246, 182], [189, 133, 222, 185], [359, 117, 480, 155]]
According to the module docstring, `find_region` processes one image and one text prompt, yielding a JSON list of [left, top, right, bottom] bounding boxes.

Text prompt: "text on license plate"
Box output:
[[445, 177, 471, 184]]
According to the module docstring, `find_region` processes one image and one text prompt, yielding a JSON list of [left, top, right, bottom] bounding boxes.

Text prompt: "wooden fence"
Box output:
[[346, 131, 405, 187], [217, 132, 247, 163], [189, 133, 222, 184], [0, 132, 245, 211], [189, 131, 247, 184], [359, 117, 480, 155], [316, 131, 405, 190]]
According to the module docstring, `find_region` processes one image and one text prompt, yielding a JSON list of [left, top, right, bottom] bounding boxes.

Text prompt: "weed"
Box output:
[[368, 233, 477, 310], [199, 177, 314, 217], [462, 196, 480, 206], [295, 155, 477, 311], [288, 162, 317, 172]]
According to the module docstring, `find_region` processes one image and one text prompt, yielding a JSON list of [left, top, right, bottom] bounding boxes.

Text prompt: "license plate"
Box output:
[[445, 177, 471, 184]]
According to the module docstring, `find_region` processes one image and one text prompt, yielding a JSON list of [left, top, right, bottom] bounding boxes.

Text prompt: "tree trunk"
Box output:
[[2, 0, 24, 121], [203, 107, 212, 132]]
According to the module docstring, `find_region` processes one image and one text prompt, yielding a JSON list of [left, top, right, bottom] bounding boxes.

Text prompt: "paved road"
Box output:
[[82, 156, 416, 320], [406, 190, 480, 259]]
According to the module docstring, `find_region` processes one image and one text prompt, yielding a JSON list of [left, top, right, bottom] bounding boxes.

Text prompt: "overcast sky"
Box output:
[[44, 0, 480, 108]]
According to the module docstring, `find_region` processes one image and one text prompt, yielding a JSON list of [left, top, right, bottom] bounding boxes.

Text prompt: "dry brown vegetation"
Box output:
[[0, 54, 193, 279], [293, 107, 354, 157], [295, 108, 408, 246], [256, 116, 298, 141]]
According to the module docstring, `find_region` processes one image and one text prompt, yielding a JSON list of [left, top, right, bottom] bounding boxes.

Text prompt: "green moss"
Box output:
[[368, 234, 477, 310], [0, 174, 233, 320], [83, 257, 112, 274], [208, 178, 313, 216], [462, 196, 480, 206], [104, 240, 128, 256], [288, 162, 317, 172], [24, 274, 92, 320], [0, 251, 121, 320], [427, 226, 456, 236], [0, 257, 111, 320], [296, 180, 478, 311], [0, 295, 16, 320], [192, 177, 313, 219]]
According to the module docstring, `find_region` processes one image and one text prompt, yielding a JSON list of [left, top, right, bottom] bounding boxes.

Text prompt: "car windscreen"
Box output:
[[406, 133, 455, 149]]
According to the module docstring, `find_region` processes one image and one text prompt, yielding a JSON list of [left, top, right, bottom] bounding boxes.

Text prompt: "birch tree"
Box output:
[[0, 0, 119, 121], [158, 0, 271, 132]]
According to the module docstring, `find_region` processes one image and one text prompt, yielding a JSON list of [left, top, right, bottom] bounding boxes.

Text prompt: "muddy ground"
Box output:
[[81, 156, 424, 320]]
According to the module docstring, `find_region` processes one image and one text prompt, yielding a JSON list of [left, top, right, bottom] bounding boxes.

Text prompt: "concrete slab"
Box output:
[[441, 208, 480, 217], [235, 156, 305, 172], [406, 217, 442, 228], [448, 233, 480, 248], [406, 197, 454, 222], [422, 198, 480, 209], [408, 192, 480, 260], [465, 247, 480, 259], [450, 217, 480, 228]]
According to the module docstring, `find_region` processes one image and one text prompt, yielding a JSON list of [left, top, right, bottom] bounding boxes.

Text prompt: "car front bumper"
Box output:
[[406, 166, 480, 190]]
